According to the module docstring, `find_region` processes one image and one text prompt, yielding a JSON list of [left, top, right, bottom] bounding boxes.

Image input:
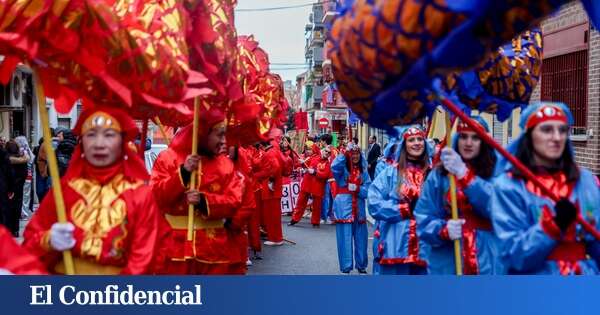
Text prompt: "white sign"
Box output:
[[280, 181, 300, 214]]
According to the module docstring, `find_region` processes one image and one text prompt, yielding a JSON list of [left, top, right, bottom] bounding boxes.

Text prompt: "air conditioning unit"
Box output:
[[9, 68, 25, 108]]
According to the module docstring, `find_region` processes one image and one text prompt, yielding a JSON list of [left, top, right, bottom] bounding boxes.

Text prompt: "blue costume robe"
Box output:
[[331, 152, 371, 273], [491, 102, 600, 274]]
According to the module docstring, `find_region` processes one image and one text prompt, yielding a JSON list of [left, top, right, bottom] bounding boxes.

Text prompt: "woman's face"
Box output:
[[351, 150, 360, 164], [405, 135, 425, 159], [82, 127, 123, 167], [531, 121, 568, 164], [457, 131, 482, 161]]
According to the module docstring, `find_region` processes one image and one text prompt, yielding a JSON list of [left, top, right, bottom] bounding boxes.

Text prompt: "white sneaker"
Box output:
[[320, 219, 325, 224], [263, 240, 284, 246], [246, 259, 253, 266]]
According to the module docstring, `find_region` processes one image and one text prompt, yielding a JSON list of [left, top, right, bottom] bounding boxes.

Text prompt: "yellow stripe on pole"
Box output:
[[33, 70, 75, 275], [445, 114, 463, 276], [187, 98, 201, 241]]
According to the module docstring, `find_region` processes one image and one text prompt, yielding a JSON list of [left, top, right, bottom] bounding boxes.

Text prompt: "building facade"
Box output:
[[0, 64, 80, 147], [529, 1, 600, 174]]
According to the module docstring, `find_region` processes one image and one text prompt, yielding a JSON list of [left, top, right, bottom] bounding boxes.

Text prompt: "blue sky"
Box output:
[[235, 0, 313, 83]]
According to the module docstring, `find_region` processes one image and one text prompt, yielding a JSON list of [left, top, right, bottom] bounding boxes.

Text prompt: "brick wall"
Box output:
[[529, 1, 600, 174]]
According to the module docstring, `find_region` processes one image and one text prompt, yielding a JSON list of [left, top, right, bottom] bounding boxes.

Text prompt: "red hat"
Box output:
[[403, 126, 425, 140], [525, 104, 568, 129], [73, 106, 139, 142], [65, 106, 148, 182], [170, 107, 226, 154]]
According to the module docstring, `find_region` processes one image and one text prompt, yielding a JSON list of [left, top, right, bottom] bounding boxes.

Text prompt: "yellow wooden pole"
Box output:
[[445, 114, 463, 276], [32, 70, 75, 275], [427, 109, 438, 139], [153, 116, 171, 145], [187, 98, 201, 241]]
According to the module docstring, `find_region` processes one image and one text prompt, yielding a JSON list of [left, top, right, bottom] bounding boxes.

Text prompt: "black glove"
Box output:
[[554, 198, 577, 232]]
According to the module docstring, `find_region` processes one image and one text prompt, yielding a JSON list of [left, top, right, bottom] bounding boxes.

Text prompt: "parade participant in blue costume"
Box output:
[[492, 102, 600, 275], [368, 126, 431, 275], [331, 142, 371, 274], [375, 141, 399, 179], [415, 116, 504, 274]]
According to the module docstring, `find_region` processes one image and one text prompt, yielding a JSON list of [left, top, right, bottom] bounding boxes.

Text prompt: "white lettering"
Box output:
[[105, 285, 119, 304], [51, 284, 203, 306], [174, 285, 181, 305], [134, 290, 146, 305], [88, 290, 104, 305], [30, 285, 52, 305], [162, 291, 174, 305], [195, 285, 202, 305], [59, 285, 76, 305], [119, 285, 134, 305], [147, 290, 161, 305], [75, 291, 90, 305]]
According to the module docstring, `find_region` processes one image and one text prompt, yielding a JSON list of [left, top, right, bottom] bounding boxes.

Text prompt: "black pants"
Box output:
[[6, 179, 24, 236]]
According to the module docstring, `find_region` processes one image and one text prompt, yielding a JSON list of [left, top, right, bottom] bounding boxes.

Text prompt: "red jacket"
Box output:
[[23, 173, 161, 275], [300, 155, 332, 197], [151, 148, 244, 264], [227, 147, 255, 264], [254, 146, 284, 200], [278, 148, 294, 177]]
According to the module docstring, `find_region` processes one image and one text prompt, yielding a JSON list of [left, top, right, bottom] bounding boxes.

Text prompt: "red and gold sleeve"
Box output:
[[200, 170, 244, 220], [121, 187, 161, 275], [254, 152, 280, 180], [316, 161, 332, 180], [227, 174, 255, 231], [150, 150, 187, 214]]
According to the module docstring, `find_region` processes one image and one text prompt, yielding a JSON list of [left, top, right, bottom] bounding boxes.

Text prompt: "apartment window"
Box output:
[[540, 50, 588, 128], [541, 23, 589, 129]]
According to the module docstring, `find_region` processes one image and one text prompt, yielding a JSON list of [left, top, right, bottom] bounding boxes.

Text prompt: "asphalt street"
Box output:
[[247, 215, 374, 275]]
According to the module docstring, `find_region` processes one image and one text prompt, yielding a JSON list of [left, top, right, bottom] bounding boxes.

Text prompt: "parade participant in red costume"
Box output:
[[151, 108, 244, 274], [289, 143, 332, 227], [0, 226, 46, 275], [253, 140, 285, 246], [227, 145, 255, 271], [338, 136, 348, 155], [319, 134, 337, 224], [23, 107, 162, 274], [280, 136, 299, 177], [247, 144, 263, 259]]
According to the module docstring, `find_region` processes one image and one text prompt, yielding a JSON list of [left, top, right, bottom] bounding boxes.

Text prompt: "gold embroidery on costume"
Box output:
[[209, 183, 220, 192], [68, 174, 142, 260]]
